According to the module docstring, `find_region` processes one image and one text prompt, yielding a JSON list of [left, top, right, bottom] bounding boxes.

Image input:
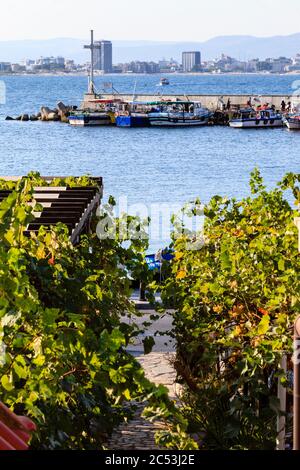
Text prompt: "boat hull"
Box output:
[[148, 113, 209, 127], [283, 117, 300, 130], [229, 118, 283, 128], [149, 119, 208, 127], [69, 113, 112, 127], [116, 115, 150, 128]]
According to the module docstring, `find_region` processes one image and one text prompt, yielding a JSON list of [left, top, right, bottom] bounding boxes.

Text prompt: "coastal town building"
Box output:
[[28, 56, 67, 71], [213, 54, 246, 72], [270, 57, 292, 73], [182, 51, 202, 72], [0, 62, 12, 72], [94, 40, 113, 73], [118, 61, 160, 74], [11, 63, 26, 73]]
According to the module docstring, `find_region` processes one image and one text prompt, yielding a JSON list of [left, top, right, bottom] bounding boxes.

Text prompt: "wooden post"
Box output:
[[276, 355, 287, 450], [294, 317, 300, 450], [292, 218, 300, 450]]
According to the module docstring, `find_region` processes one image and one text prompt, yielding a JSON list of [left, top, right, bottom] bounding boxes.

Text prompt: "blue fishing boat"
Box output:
[[115, 101, 150, 128], [115, 114, 150, 128]]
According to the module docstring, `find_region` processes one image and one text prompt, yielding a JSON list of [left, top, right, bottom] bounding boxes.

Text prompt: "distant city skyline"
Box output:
[[1, 0, 300, 42], [2, 34, 300, 66], [1, 49, 300, 75]]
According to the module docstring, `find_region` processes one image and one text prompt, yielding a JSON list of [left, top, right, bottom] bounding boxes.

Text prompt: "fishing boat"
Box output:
[[283, 114, 300, 130], [115, 114, 150, 127], [283, 99, 300, 130], [115, 101, 150, 128], [229, 108, 283, 128], [69, 111, 112, 126], [69, 98, 121, 127], [148, 101, 211, 127], [159, 77, 170, 86]]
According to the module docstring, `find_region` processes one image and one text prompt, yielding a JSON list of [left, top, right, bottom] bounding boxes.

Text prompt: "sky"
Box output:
[[1, 0, 300, 42]]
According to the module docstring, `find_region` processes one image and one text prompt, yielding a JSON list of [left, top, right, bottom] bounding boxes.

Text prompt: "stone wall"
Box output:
[[82, 93, 298, 111]]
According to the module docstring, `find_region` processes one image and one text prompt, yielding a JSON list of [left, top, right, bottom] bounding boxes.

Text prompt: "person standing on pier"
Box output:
[[281, 100, 286, 112]]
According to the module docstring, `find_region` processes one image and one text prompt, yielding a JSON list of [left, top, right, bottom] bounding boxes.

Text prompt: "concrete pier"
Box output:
[[82, 93, 299, 111]]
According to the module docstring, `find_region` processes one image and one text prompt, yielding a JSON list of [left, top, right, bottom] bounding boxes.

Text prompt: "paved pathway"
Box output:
[[106, 301, 180, 450]]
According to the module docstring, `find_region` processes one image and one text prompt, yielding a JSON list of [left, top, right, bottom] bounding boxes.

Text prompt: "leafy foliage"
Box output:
[[0, 174, 196, 450], [157, 170, 300, 449]]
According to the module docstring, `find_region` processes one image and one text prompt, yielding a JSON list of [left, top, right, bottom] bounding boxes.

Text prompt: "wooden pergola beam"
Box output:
[[0, 176, 103, 245]]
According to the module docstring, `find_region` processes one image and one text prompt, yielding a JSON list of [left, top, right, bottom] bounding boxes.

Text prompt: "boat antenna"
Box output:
[[132, 78, 137, 102]]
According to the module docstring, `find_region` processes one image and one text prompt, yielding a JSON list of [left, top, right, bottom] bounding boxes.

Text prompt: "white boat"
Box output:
[[69, 111, 112, 126], [229, 108, 283, 128], [148, 101, 211, 127], [283, 114, 300, 130], [159, 77, 170, 86]]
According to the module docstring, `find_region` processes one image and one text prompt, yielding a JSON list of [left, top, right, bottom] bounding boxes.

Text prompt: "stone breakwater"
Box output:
[[5, 102, 76, 123], [84, 93, 297, 111]]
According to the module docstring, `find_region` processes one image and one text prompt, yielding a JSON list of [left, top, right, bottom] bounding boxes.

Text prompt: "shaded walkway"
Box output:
[[106, 301, 180, 450]]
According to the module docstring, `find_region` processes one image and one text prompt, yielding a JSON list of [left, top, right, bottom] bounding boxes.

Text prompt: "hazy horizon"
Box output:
[[0, 33, 300, 43], [1, 0, 300, 42]]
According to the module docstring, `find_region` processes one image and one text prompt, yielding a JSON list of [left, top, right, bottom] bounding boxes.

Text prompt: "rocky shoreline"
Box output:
[[5, 101, 77, 123]]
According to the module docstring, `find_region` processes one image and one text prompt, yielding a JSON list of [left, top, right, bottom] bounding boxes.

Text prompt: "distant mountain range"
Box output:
[[0, 33, 300, 63]]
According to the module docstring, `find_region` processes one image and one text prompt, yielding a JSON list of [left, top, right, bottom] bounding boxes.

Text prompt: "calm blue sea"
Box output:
[[0, 74, 299, 251]]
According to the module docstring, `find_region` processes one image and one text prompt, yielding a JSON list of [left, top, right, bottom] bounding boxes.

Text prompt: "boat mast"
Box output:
[[90, 30, 94, 93], [84, 29, 95, 94]]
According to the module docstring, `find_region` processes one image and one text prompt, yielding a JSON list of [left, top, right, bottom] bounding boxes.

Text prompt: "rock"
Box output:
[[21, 114, 29, 121], [40, 107, 61, 122], [60, 115, 69, 123], [40, 106, 53, 121], [15, 116, 22, 121], [57, 101, 68, 115], [5, 116, 14, 121], [30, 115, 38, 121], [57, 101, 71, 120], [47, 112, 60, 121]]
